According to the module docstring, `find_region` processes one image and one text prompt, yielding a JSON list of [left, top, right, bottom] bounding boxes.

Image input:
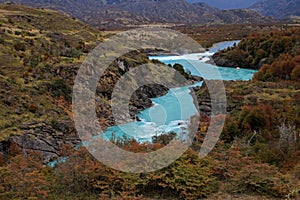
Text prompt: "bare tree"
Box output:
[[278, 122, 298, 153]]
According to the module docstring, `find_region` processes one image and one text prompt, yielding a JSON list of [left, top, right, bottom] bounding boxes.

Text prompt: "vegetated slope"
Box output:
[[193, 27, 300, 197], [0, 4, 200, 163], [177, 24, 286, 48], [0, 4, 128, 148], [212, 27, 300, 70], [0, 0, 272, 28], [254, 53, 300, 81], [0, 4, 137, 162], [249, 0, 300, 19], [0, 4, 105, 151], [193, 79, 300, 199]]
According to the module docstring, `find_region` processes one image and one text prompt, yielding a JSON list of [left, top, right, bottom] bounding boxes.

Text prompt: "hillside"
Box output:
[[250, 0, 300, 19], [187, 0, 259, 10], [212, 27, 300, 70], [0, 0, 273, 28], [177, 24, 286, 48], [0, 4, 107, 162], [0, 4, 201, 163]]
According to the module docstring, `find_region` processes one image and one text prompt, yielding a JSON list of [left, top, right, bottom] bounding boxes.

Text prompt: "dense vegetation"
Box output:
[[1, 82, 300, 199], [176, 23, 287, 48], [254, 54, 300, 81], [213, 27, 300, 70]]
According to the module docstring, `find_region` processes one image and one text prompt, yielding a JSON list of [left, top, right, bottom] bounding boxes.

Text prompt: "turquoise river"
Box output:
[[103, 41, 257, 142]]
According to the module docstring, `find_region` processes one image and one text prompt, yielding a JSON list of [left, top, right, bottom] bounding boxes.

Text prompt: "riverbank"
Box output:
[[0, 41, 256, 164], [102, 41, 257, 143]]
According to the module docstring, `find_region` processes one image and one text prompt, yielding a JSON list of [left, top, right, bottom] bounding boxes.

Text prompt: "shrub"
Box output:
[[238, 106, 267, 132], [29, 55, 41, 68], [229, 163, 290, 197], [13, 42, 26, 51], [0, 146, 50, 199], [250, 143, 285, 166], [291, 66, 300, 81], [293, 163, 300, 179], [221, 117, 240, 143], [62, 48, 83, 58], [254, 54, 300, 81], [152, 132, 176, 146], [28, 103, 38, 113], [173, 63, 190, 79], [26, 32, 36, 37], [47, 79, 72, 102], [14, 30, 22, 35], [141, 149, 218, 199], [8, 18, 14, 24]]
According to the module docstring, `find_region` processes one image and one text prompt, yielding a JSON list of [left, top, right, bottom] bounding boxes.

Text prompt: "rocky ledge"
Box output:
[[0, 121, 80, 164], [192, 81, 244, 117], [211, 52, 239, 68], [211, 52, 269, 70]]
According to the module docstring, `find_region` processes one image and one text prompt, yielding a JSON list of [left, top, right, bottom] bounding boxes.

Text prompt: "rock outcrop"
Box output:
[[211, 53, 239, 68], [193, 81, 244, 117], [0, 121, 80, 164]]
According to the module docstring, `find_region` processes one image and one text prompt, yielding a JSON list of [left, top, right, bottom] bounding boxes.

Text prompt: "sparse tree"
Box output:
[[278, 122, 298, 153]]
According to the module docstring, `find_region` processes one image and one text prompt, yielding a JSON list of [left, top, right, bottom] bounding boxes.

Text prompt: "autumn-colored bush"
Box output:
[[0, 137, 298, 199], [212, 147, 291, 197], [140, 149, 218, 199], [0, 145, 51, 199], [47, 79, 72, 102], [293, 163, 300, 180], [229, 162, 290, 197], [28, 103, 38, 113], [292, 65, 300, 81], [54, 146, 138, 198], [238, 104, 273, 133], [250, 143, 285, 166], [214, 28, 300, 70], [13, 41, 26, 51], [254, 54, 300, 81], [221, 117, 240, 143]]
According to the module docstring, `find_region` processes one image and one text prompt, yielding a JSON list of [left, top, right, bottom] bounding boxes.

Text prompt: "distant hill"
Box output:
[[187, 0, 259, 10], [0, 0, 272, 28], [249, 0, 300, 19]]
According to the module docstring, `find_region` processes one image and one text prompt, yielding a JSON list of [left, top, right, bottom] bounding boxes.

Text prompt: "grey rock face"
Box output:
[[1, 121, 80, 164]]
